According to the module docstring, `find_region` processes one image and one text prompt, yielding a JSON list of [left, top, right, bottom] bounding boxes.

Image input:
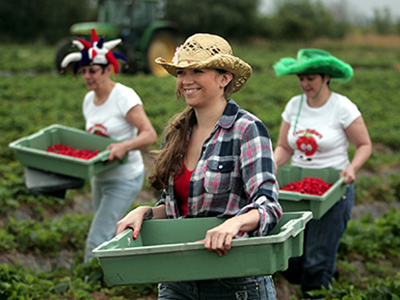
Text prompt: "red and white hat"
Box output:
[[60, 28, 128, 74]]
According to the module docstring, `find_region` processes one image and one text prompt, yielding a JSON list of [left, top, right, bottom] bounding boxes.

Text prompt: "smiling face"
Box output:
[[80, 65, 109, 91], [297, 74, 327, 98], [176, 68, 233, 109]]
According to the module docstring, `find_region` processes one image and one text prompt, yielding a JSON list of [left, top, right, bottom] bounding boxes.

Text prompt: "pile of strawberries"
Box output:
[[280, 177, 333, 195], [46, 143, 99, 160]]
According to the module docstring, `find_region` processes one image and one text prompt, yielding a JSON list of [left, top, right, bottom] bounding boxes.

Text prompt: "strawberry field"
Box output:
[[1, 34, 400, 299]]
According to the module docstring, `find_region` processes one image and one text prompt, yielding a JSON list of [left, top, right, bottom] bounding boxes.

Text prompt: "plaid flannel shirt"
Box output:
[[157, 100, 282, 237]]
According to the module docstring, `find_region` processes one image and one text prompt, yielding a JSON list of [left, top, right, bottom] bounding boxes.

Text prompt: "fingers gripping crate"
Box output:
[[277, 165, 346, 219], [9, 124, 128, 180], [93, 212, 312, 286]]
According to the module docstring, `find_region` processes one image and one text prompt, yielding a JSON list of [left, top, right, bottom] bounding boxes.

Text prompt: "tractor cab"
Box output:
[[56, 0, 177, 76]]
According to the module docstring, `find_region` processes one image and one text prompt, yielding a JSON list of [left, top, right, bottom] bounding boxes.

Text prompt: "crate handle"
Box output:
[[281, 219, 297, 230], [99, 150, 112, 162], [293, 211, 313, 236], [323, 176, 346, 198], [281, 212, 313, 237]]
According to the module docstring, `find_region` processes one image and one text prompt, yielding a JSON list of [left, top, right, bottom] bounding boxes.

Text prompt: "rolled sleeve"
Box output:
[[236, 196, 282, 237], [235, 120, 282, 236]]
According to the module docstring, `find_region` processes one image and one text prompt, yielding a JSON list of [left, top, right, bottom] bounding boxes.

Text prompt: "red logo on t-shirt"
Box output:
[[88, 124, 109, 137], [294, 129, 322, 157], [296, 134, 318, 156]]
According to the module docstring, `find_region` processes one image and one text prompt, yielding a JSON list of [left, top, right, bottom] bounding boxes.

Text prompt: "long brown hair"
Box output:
[[149, 70, 235, 191], [148, 105, 195, 191]]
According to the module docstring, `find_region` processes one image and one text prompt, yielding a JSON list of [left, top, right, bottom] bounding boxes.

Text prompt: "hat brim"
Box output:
[[273, 56, 353, 82], [155, 53, 252, 93]]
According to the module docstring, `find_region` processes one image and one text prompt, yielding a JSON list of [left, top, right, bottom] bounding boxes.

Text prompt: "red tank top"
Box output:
[[174, 162, 193, 216]]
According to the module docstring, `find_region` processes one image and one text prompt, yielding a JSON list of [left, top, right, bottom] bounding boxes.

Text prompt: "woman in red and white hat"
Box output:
[[61, 29, 157, 263]]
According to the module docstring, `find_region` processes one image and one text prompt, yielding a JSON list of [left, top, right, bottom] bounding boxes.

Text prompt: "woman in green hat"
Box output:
[[273, 49, 372, 298]]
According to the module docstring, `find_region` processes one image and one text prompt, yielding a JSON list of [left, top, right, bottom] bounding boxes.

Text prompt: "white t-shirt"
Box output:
[[282, 92, 361, 170], [83, 83, 144, 181]]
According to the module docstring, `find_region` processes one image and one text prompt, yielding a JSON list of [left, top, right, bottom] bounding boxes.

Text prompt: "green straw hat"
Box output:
[[273, 49, 353, 82]]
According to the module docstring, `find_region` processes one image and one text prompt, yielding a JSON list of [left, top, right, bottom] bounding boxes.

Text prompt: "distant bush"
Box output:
[[164, 0, 262, 41], [373, 7, 392, 35], [260, 0, 349, 41], [0, 0, 96, 44], [0, 0, 351, 44]]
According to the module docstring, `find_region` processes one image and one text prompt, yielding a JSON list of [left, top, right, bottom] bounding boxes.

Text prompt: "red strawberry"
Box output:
[[46, 144, 99, 160], [280, 177, 332, 195]]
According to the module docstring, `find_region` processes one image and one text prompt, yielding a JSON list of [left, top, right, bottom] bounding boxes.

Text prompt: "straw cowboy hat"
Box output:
[[273, 48, 353, 82], [155, 33, 252, 93]]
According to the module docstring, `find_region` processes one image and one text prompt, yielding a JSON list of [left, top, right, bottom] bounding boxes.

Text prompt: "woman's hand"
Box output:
[[116, 206, 150, 240], [204, 218, 241, 256], [342, 116, 372, 185], [340, 165, 356, 184], [107, 104, 158, 162], [116, 205, 167, 240], [107, 142, 128, 161], [204, 209, 260, 256]]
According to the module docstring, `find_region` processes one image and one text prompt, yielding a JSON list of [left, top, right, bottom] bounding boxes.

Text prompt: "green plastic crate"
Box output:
[[277, 165, 346, 219], [93, 211, 312, 286], [9, 124, 128, 180]]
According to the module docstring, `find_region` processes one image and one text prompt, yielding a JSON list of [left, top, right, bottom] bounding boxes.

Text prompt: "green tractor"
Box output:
[[55, 0, 178, 76]]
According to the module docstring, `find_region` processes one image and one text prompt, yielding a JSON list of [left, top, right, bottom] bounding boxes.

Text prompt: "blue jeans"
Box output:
[[158, 276, 277, 300], [84, 171, 145, 262], [281, 184, 354, 299]]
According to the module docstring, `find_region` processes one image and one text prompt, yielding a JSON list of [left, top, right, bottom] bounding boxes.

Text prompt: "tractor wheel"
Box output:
[[55, 37, 79, 74], [146, 30, 176, 77]]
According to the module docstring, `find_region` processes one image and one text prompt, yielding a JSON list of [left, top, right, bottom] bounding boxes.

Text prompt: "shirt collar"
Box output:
[[217, 99, 240, 129]]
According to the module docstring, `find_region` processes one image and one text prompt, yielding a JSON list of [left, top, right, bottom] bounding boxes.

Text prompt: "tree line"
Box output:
[[0, 0, 398, 45]]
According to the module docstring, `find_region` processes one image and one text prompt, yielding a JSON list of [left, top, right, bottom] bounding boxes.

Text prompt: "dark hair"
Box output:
[[79, 64, 108, 74], [319, 73, 330, 86], [296, 73, 330, 86]]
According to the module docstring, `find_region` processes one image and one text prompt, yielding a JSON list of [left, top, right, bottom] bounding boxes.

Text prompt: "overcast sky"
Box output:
[[260, 0, 400, 21]]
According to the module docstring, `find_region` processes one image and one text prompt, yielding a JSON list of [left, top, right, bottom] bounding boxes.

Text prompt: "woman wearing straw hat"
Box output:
[[117, 33, 282, 299], [61, 29, 157, 263], [273, 49, 372, 298]]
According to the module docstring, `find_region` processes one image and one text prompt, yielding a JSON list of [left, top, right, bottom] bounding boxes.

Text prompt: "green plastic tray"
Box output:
[[93, 212, 312, 286], [9, 124, 128, 180], [277, 165, 346, 219]]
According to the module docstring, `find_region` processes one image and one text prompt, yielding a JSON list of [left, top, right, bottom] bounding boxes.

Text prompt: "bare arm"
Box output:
[[204, 209, 260, 256], [342, 116, 372, 184], [116, 205, 167, 239], [273, 120, 293, 173], [107, 104, 157, 160]]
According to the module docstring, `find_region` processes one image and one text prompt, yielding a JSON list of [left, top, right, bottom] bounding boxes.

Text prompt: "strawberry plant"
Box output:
[[1, 38, 400, 299], [339, 208, 400, 260], [4, 214, 91, 253]]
